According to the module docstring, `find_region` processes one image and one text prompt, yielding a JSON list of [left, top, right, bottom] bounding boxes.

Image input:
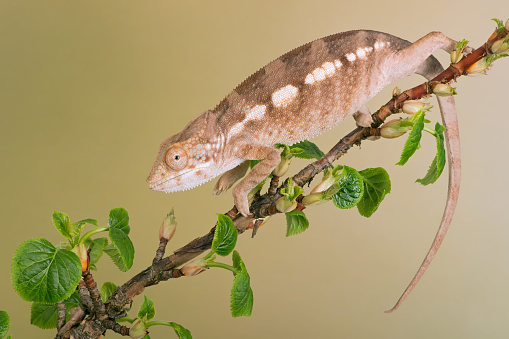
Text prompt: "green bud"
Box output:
[[276, 196, 298, 213], [181, 259, 208, 277], [491, 38, 509, 54], [433, 83, 457, 96], [450, 50, 464, 63], [159, 208, 177, 241], [302, 192, 327, 206], [402, 100, 433, 115], [129, 319, 148, 339], [273, 157, 292, 177], [380, 119, 411, 139]]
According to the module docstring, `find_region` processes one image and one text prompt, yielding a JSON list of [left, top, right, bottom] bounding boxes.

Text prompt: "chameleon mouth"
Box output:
[[148, 166, 210, 192]]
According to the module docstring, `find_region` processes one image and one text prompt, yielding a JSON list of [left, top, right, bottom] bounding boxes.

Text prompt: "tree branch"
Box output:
[[58, 26, 508, 338]]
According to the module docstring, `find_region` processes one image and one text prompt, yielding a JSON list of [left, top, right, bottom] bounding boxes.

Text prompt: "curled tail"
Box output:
[[385, 56, 461, 313]]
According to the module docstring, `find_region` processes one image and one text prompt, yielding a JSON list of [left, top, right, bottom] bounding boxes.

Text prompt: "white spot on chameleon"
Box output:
[[246, 104, 266, 120], [312, 67, 326, 81], [272, 85, 299, 107], [334, 59, 342, 69], [346, 53, 356, 62], [322, 62, 335, 76], [304, 73, 315, 84]]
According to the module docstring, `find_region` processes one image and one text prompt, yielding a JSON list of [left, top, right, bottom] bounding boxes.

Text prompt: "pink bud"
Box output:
[[181, 259, 208, 277], [433, 83, 457, 96], [402, 100, 432, 115], [72, 243, 88, 272], [159, 208, 177, 241]]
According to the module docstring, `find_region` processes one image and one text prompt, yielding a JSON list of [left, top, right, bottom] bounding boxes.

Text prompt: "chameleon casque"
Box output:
[[147, 30, 462, 312]]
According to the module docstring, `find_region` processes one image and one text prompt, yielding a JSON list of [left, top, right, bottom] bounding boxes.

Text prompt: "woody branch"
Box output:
[[59, 27, 508, 338]]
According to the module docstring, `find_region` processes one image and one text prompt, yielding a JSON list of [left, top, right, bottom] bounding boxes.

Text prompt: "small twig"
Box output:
[[56, 307, 85, 338], [56, 301, 66, 332], [153, 237, 169, 263], [83, 269, 106, 318], [77, 280, 93, 311], [103, 319, 130, 336]]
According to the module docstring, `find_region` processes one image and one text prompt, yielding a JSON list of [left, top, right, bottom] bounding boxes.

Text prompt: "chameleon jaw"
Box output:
[[147, 165, 212, 193]]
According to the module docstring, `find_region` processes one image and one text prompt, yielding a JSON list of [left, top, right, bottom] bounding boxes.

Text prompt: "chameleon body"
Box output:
[[147, 30, 461, 312]]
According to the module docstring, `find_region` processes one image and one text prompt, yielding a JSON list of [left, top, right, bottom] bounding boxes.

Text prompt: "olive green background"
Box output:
[[1, 1, 508, 338]]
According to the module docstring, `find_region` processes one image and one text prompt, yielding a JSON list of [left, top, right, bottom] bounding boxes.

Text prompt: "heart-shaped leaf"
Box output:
[[211, 214, 237, 257], [12, 238, 82, 303]]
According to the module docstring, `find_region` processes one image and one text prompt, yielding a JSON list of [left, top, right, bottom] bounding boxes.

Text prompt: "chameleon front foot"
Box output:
[[232, 186, 252, 216]]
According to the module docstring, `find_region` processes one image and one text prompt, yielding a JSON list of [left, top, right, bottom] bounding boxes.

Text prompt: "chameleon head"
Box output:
[[147, 110, 224, 192]]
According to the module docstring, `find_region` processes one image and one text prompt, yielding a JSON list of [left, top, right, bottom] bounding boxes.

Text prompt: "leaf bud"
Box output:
[[402, 100, 433, 115], [380, 119, 411, 139], [72, 243, 88, 272], [302, 192, 328, 206], [450, 50, 464, 63], [433, 83, 457, 96], [159, 208, 177, 241], [273, 157, 292, 177], [491, 38, 509, 54], [129, 319, 148, 339], [466, 58, 490, 76], [310, 174, 335, 194], [276, 196, 298, 213], [181, 259, 208, 277], [392, 87, 401, 97]]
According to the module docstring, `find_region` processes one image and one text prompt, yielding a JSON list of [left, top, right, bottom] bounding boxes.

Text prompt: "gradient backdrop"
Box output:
[[1, 1, 508, 338]]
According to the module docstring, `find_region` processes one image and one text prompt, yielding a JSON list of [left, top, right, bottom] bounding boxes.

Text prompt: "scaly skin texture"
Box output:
[[147, 30, 462, 311]]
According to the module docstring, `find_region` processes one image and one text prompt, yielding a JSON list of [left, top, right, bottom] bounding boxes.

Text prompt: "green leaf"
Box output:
[[138, 296, 156, 321], [104, 228, 134, 272], [230, 252, 253, 317], [285, 210, 309, 237], [357, 168, 391, 218], [0, 311, 9, 339], [11, 238, 82, 303], [492, 18, 505, 33], [52, 211, 72, 240], [100, 282, 117, 303], [280, 177, 305, 201], [168, 322, 193, 339], [86, 237, 108, 268], [456, 39, 469, 50], [211, 214, 238, 257], [30, 292, 79, 329], [396, 110, 426, 166], [332, 166, 364, 209], [108, 207, 130, 234], [232, 250, 242, 272], [289, 140, 324, 159], [416, 123, 446, 185]]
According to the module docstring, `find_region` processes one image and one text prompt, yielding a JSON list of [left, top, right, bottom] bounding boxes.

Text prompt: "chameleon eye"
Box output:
[[165, 146, 188, 171]]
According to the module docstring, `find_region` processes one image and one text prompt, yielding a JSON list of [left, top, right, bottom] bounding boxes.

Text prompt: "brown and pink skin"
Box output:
[[147, 30, 463, 312]]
